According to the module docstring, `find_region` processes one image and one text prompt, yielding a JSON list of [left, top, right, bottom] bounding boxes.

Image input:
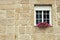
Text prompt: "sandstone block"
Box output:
[[25, 27, 32, 34], [19, 27, 25, 34], [53, 27, 60, 34], [0, 26, 6, 35], [18, 34, 30, 40], [0, 4, 16, 10], [0, 0, 17, 5], [6, 34, 15, 40], [0, 34, 6, 40], [6, 26, 15, 34], [6, 19, 15, 26], [18, 0, 29, 4]]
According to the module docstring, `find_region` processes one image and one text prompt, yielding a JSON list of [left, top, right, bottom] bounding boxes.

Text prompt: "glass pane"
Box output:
[[47, 15, 49, 19], [36, 15, 38, 18], [43, 11, 47, 19], [40, 15, 42, 18], [43, 11, 47, 14], [36, 19, 42, 24], [43, 10, 50, 24], [39, 11, 42, 14], [38, 20, 42, 23], [44, 20, 49, 24], [36, 11, 38, 19], [37, 17, 41, 20], [44, 20, 47, 22], [36, 20, 38, 24], [47, 20, 49, 24], [38, 11, 42, 15], [43, 10, 49, 15], [36, 10, 42, 24], [40, 20, 42, 22], [47, 11, 49, 14], [36, 11, 38, 13], [44, 15, 46, 19]]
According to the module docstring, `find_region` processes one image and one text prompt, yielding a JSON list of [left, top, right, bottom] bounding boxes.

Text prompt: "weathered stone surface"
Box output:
[[19, 27, 25, 34], [0, 4, 16, 10], [58, 20, 60, 26], [56, 0, 60, 5], [0, 26, 6, 35], [18, 34, 31, 40], [31, 33, 55, 40], [5, 34, 15, 40], [15, 8, 29, 13], [56, 35, 60, 40], [15, 4, 29, 13], [6, 26, 15, 34], [18, 0, 29, 4], [53, 27, 60, 34], [29, 4, 34, 9], [57, 5, 60, 12], [25, 27, 32, 34], [0, 34, 6, 40], [6, 10, 19, 20], [0, 0, 59, 40], [0, 0, 17, 4], [6, 19, 15, 26], [0, 10, 6, 19], [0, 10, 7, 26], [29, 0, 54, 4], [19, 13, 31, 26]]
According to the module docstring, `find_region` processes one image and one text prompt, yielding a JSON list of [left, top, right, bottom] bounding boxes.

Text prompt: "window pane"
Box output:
[[36, 10, 42, 24], [44, 20, 47, 22], [44, 20, 49, 24], [43, 11, 47, 19], [47, 11, 49, 14], [37, 18, 42, 21], [36, 11, 38, 13], [36, 15, 38, 18], [36, 20, 38, 24], [40, 15, 42, 18], [38, 20, 42, 23], [38, 11, 42, 15], [39, 11, 42, 14], [47, 15, 49, 19], [36, 19, 42, 24], [44, 15, 46, 19], [43, 11, 47, 14], [43, 10, 50, 24], [37, 20, 42, 24], [36, 11, 38, 19], [47, 20, 49, 24], [43, 10, 49, 15]]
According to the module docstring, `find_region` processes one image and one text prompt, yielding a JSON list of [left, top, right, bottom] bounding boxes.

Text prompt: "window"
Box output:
[[34, 6, 52, 26]]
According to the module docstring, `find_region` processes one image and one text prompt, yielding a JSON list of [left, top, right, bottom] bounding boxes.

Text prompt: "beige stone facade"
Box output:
[[0, 0, 60, 40]]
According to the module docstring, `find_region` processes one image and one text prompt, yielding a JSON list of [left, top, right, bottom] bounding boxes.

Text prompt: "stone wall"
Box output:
[[0, 0, 60, 40]]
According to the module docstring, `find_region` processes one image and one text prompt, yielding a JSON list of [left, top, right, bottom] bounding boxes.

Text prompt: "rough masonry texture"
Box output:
[[0, 0, 60, 40]]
